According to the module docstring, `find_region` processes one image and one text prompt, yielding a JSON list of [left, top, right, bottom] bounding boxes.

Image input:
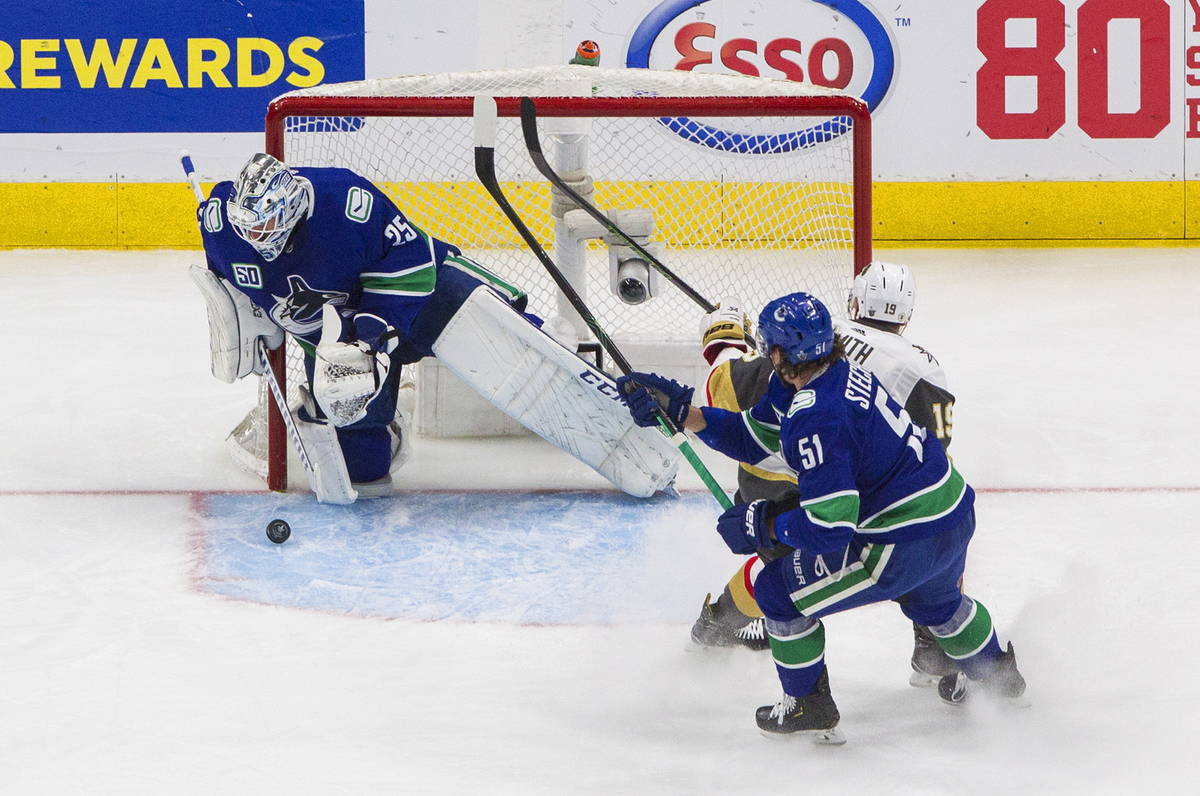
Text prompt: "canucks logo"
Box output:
[[788, 389, 816, 416], [269, 275, 349, 335]]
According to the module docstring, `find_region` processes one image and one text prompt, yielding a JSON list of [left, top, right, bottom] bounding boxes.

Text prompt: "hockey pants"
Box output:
[[754, 508, 1003, 696]]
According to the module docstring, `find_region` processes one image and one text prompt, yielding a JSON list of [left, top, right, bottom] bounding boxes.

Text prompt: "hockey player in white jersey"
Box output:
[[690, 261, 959, 685]]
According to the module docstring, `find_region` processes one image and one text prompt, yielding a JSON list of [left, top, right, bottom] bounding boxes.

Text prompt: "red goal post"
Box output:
[[251, 70, 872, 492]]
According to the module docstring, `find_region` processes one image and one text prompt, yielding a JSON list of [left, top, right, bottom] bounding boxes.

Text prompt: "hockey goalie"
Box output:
[[191, 152, 679, 503]]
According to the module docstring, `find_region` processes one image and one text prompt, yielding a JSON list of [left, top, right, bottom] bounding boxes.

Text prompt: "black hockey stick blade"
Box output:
[[519, 96, 718, 314], [472, 96, 732, 509], [471, 97, 632, 376]]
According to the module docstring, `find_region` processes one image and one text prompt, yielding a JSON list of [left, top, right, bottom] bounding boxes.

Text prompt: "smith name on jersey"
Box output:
[[199, 166, 522, 364], [697, 358, 972, 556]]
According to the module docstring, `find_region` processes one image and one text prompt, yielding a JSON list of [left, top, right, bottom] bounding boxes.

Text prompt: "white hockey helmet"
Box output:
[[227, 153, 313, 262], [848, 260, 915, 326]]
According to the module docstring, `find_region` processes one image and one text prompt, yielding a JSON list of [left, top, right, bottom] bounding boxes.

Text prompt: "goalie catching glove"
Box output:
[[313, 304, 392, 427]]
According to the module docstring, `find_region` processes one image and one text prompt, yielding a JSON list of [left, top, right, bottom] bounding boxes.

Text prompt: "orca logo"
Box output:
[[626, 0, 895, 152], [270, 275, 350, 335]]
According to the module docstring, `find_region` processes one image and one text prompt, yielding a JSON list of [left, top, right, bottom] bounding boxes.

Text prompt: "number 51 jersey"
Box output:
[[698, 358, 973, 555]]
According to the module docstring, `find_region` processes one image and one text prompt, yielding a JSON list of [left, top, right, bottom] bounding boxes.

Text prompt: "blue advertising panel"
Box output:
[[0, 0, 364, 133]]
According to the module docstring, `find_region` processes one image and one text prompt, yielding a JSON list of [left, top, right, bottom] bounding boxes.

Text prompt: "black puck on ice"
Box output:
[[266, 518, 292, 544]]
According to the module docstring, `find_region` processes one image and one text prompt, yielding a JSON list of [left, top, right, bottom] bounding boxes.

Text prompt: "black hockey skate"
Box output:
[[938, 642, 1028, 707], [910, 622, 958, 687], [756, 670, 845, 744], [690, 591, 769, 651]]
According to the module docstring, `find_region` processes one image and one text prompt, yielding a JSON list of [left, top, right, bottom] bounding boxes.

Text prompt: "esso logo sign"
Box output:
[[627, 0, 896, 136]]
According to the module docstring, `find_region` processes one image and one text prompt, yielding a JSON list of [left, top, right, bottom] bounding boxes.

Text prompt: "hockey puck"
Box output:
[[266, 519, 291, 544]]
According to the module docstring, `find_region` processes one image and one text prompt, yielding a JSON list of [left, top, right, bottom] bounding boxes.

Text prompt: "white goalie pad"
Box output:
[[189, 265, 284, 383], [432, 287, 680, 497], [295, 386, 358, 505]]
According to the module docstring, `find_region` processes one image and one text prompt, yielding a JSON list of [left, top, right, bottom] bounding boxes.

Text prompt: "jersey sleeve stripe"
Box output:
[[741, 411, 780, 454], [360, 266, 437, 296], [360, 260, 435, 278], [444, 254, 525, 302], [800, 491, 861, 529]]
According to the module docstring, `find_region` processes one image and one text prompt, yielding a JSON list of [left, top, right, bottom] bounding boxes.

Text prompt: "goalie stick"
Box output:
[[519, 97, 718, 314], [472, 97, 731, 510]]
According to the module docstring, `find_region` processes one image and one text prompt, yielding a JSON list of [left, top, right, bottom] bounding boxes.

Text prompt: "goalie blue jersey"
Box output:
[[198, 166, 523, 363], [697, 358, 972, 554]]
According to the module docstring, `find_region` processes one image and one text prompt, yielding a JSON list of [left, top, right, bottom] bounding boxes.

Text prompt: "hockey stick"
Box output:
[[472, 97, 731, 509], [253, 338, 319, 480], [519, 97, 718, 313]]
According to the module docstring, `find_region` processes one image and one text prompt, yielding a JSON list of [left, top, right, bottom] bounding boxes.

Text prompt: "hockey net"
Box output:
[[229, 65, 871, 491]]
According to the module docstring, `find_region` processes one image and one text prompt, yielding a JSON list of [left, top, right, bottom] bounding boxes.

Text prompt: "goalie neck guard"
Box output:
[[227, 153, 313, 262]]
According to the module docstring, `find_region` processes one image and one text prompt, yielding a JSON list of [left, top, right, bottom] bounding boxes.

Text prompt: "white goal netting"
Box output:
[[229, 65, 871, 489]]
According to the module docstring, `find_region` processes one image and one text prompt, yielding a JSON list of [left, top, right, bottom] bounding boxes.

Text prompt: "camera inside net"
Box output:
[[609, 243, 662, 305]]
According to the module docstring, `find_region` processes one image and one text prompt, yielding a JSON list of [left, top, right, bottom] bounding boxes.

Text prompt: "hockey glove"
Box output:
[[313, 304, 391, 427], [615, 371, 694, 428], [716, 499, 771, 555], [700, 296, 754, 364]]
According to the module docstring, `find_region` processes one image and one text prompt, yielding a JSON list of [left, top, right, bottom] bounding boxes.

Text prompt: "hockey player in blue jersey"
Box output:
[[191, 153, 679, 503], [692, 263, 960, 686], [617, 292, 1025, 741]]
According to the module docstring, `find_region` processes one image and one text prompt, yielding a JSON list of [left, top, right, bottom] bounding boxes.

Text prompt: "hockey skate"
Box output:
[[756, 670, 845, 744], [910, 622, 958, 687], [690, 592, 769, 651], [938, 642, 1028, 707]]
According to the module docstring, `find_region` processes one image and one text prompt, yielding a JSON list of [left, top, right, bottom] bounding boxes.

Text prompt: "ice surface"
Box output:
[[0, 248, 1196, 794]]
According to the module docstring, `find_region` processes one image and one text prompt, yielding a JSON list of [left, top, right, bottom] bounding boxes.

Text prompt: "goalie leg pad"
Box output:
[[295, 388, 358, 505], [296, 415, 359, 505], [188, 265, 283, 383], [432, 287, 680, 497]]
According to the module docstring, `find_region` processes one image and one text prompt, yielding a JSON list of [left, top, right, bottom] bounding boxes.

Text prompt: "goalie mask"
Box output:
[[227, 153, 313, 262], [849, 260, 915, 326]]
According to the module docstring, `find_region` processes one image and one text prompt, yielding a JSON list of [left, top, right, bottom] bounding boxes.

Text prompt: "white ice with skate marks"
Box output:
[[0, 249, 1197, 794]]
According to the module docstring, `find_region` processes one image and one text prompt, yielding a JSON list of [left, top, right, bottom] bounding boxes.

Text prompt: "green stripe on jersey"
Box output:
[[802, 491, 860, 529], [360, 265, 436, 296], [743, 411, 780, 454], [861, 465, 967, 532], [445, 254, 525, 302]]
